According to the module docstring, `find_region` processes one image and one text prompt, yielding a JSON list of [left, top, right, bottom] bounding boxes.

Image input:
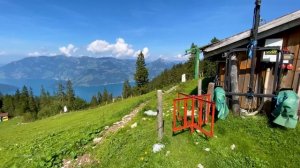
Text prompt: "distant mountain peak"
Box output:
[[0, 56, 176, 86]]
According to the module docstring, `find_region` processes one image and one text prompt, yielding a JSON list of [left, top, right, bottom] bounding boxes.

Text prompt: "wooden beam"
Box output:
[[230, 54, 240, 115], [157, 90, 163, 141]]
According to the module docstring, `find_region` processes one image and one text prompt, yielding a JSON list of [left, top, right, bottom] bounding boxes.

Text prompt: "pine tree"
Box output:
[[90, 96, 98, 107], [134, 51, 149, 94], [97, 91, 102, 104], [57, 82, 66, 105], [210, 37, 220, 43], [15, 89, 20, 102], [40, 85, 48, 107], [20, 85, 29, 114], [2, 95, 15, 116], [102, 88, 109, 104], [66, 80, 75, 110], [108, 93, 113, 103], [28, 87, 38, 117], [122, 80, 132, 99]]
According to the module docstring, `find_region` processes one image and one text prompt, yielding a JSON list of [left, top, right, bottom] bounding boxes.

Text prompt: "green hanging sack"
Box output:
[[272, 90, 299, 128], [213, 87, 229, 119]]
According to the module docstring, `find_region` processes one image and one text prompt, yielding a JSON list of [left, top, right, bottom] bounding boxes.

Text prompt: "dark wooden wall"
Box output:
[[216, 26, 300, 109]]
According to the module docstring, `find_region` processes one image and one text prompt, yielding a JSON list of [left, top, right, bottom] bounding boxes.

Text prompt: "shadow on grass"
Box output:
[[263, 100, 288, 130]]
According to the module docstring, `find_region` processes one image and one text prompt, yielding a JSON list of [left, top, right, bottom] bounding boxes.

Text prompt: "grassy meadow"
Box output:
[[0, 80, 299, 168], [0, 92, 153, 167]]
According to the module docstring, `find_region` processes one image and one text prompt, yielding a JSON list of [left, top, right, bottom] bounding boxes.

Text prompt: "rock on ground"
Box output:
[[197, 163, 204, 168], [152, 143, 165, 153], [144, 110, 157, 116], [131, 122, 137, 128], [93, 137, 102, 144], [230, 144, 236, 150]]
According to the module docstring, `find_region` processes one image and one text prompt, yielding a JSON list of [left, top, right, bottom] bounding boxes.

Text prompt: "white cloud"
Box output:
[[175, 53, 190, 60], [134, 47, 150, 58], [28, 51, 42, 56], [87, 40, 111, 53], [59, 44, 78, 56], [87, 38, 146, 57], [28, 51, 58, 57], [113, 38, 135, 56]]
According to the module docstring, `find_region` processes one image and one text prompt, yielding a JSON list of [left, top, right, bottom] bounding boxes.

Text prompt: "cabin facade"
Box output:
[[201, 10, 300, 110]]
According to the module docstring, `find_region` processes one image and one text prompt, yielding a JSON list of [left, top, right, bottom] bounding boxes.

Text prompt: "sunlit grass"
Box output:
[[0, 92, 153, 167], [90, 80, 300, 168], [1, 80, 299, 167]]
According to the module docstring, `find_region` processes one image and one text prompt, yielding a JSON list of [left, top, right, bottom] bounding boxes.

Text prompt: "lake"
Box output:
[[0, 79, 133, 101]]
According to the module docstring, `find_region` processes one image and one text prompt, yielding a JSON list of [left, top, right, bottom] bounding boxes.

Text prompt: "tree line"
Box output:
[[89, 88, 114, 107], [0, 80, 87, 121], [0, 80, 116, 122]]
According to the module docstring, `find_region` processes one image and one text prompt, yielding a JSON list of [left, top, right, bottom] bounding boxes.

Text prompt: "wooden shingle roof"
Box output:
[[201, 10, 300, 58]]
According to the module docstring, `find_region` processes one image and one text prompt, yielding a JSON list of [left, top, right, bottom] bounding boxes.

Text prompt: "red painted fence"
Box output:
[[172, 93, 215, 137]]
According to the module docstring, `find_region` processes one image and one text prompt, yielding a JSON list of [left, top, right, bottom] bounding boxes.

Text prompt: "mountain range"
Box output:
[[0, 56, 176, 87]]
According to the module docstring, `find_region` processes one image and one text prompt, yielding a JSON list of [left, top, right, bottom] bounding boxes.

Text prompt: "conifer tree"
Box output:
[[15, 89, 20, 102], [2, 95, 14, 116], [90, 96, 98, 107], [210, 37, 220, 43], [57, 82, 66, 105], [102, 88, 109, 104], [122, 80, 132, 98], [97, 91, 102, 104], [28, 87, 38, 117], [40, 85, 48, 107], [20, 85, 29, 114], [108, 93, 113, 103], [66, 80, 75, 109], [134, 51, 149, 94]]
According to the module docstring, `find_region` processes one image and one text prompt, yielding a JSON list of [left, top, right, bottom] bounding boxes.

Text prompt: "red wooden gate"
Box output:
[[172, 93, 215, 137]]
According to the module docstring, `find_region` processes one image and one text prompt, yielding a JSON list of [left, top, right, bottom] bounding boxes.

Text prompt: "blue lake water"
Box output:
[[0, 79, 133, 101]]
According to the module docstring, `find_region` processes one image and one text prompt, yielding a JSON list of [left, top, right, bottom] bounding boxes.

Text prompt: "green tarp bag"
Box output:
[[213, 87, 229, 119], [272, 90, 299, 128]]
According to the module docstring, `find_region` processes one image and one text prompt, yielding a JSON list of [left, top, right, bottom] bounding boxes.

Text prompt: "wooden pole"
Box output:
[[207, 82, 215, 101], [157, 90, 163, 141], [198, 79, 202, 96], [230, 54, 240, 115]]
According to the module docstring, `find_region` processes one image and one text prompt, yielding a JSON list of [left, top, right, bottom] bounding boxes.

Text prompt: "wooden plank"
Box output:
[[282, 27, 300, 89], [238, 53, 248, 107], [293, 47, 300, 90], [268, 66, 275, 93], [240, 58, 252, 109], [290, 27, 300, 90], [219, 63, 225, 87], [207, 83, 215, 100]]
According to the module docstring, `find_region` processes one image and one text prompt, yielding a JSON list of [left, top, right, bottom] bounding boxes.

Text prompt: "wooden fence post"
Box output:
[[198, 79, 202, 96], [157, 90, 163, 141], [207, 82, 215, 101], [230, 54, 240, 115]]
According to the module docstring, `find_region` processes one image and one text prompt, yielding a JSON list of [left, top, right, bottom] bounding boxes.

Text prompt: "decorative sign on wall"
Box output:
[[262, 38, 283, 62]]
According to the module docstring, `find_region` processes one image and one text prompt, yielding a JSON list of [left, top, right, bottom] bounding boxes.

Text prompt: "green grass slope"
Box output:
[[0, 93, 153, 168], [1, 80, 299, 168], [90, 80, 300, 168]]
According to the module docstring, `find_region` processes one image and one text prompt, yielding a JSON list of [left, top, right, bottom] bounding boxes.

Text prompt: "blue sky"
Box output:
[[0, 0, 299, 64]]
